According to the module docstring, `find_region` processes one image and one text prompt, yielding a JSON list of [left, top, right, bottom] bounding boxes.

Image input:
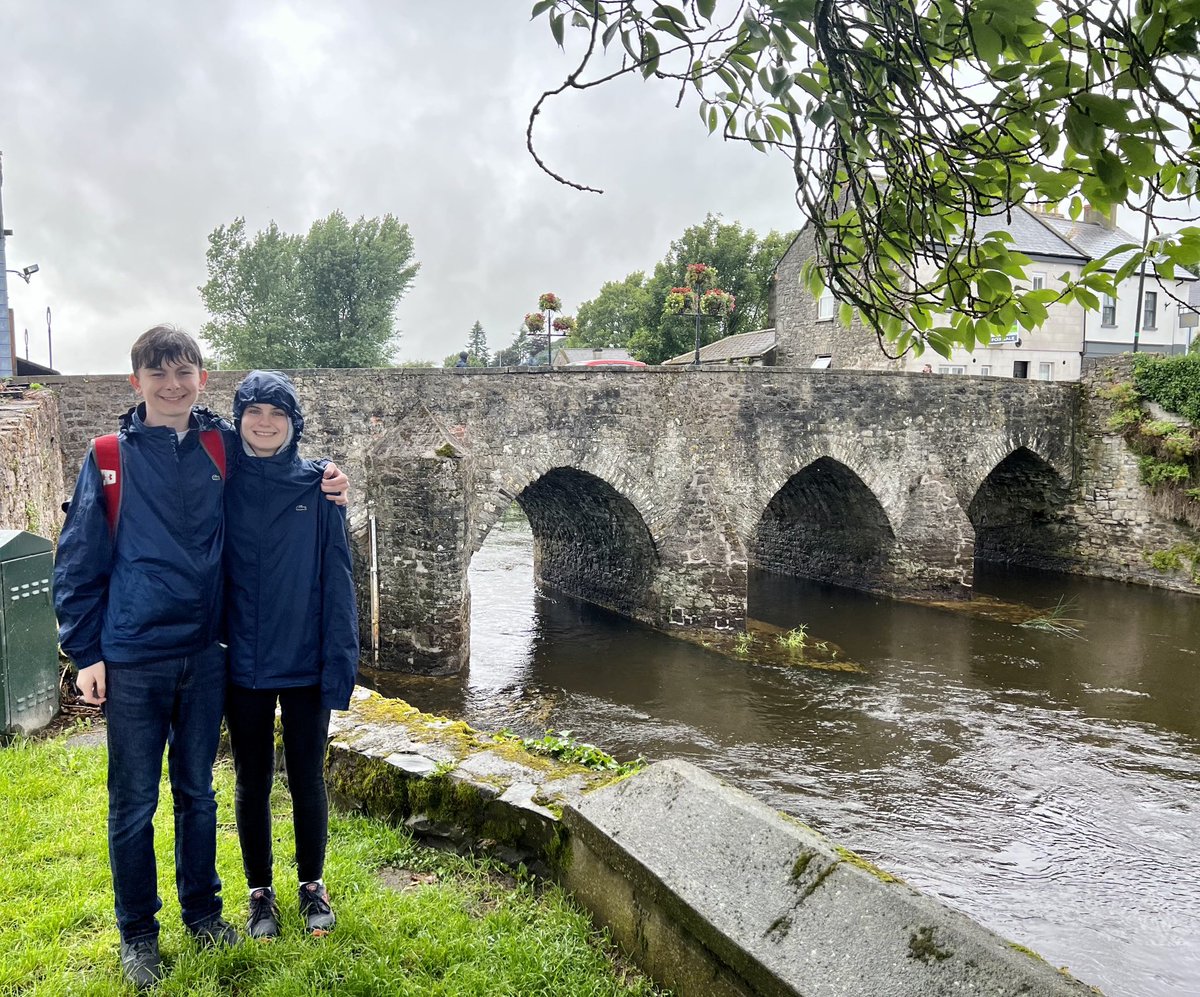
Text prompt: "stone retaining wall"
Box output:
[[0, 388, 65, 539]]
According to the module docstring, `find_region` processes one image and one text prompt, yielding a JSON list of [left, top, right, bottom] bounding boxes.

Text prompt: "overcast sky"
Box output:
[[0, 0, 800, 374]]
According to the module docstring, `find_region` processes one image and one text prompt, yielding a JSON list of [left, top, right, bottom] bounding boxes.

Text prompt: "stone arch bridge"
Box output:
[[50, 367, 1091, 675]]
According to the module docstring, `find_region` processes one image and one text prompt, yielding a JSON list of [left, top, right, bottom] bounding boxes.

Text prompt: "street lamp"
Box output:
[[663, 264, 735, 365], [6, 263, 39, 283], [524, 292, 575, 367]]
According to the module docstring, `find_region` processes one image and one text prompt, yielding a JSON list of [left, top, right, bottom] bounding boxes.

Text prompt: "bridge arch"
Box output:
[[967, 446, 1078, 567], [751, 456, 898, 591], [474, 464, 662, 624]]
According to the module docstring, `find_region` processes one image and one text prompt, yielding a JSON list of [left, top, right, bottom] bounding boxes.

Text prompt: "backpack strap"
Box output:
[[90, 434, 123, 535], [199, 429, 227, 480]]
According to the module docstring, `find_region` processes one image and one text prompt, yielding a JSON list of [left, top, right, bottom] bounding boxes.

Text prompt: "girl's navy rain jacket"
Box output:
[[224, 371, 359, 710]]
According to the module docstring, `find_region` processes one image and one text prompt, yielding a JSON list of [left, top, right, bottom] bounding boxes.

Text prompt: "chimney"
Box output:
[[1082, 203, 1115, 229]]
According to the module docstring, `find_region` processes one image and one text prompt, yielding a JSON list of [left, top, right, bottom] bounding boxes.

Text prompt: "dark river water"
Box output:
[[369, 516, 1200, 997]]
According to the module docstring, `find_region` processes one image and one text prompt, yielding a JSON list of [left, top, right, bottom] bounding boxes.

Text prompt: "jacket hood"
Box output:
[[232, 370, 305, 444]]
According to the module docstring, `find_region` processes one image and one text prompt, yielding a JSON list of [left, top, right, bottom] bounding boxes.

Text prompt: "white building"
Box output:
[[775, 203, 1196, 380]]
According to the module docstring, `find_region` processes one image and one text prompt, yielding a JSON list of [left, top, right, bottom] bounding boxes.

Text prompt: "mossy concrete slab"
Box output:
[[562, 760, 1100, 997]]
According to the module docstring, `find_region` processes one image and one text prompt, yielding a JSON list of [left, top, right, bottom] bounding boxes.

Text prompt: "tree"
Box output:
[[495, 326, 541, 366], [200, 212, 419, 368], [574, 271, 654, 348], [466, 320, 491, 365], [529, 2, 1200, 360], [573, 215, 794, 363]]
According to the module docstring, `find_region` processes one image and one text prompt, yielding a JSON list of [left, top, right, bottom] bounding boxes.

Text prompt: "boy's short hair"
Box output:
[[130, 325, 204, 372]]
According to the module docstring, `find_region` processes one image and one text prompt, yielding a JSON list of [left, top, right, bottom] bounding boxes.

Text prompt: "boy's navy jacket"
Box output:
[[225, 370, 359, 711], [54, 404, 233, 668]]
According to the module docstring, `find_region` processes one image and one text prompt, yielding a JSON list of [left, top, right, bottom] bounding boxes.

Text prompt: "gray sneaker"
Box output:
[[188, 914, 241, 949], [299, 882, 336, 935], [247, 887, 281, 939], [119, 936, 163, 990]]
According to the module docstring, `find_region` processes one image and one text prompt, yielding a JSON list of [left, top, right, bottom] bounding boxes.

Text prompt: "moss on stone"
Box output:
[[790, 850, 815, 881], [835, 845, 903, 884], [908, 926, 952, 963]]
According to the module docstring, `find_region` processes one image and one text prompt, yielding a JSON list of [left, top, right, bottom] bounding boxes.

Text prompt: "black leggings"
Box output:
[[225, 684, 331, 887]]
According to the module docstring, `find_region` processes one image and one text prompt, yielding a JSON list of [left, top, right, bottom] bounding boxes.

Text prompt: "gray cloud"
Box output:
[[1, 1, 799, 375]]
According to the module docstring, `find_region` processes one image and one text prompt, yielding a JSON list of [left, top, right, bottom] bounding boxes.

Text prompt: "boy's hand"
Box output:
[[321, 462, 350, 506], [76, 662, 107, 705]]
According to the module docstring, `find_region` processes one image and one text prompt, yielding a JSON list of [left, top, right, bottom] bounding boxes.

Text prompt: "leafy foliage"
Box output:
[[1132, 353, 1200, 423], [574, 215, 793, 363], [200, 213, 419, 369], [499, 728, 645, 776], [529, 0, 1200, 359]]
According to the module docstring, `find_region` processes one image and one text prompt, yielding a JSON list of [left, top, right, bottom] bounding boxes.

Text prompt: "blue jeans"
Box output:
[[104, 643, 227, 942]]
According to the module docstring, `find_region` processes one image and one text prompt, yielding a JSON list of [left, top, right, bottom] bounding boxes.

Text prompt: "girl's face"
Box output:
[[240, 403, 290, 457]]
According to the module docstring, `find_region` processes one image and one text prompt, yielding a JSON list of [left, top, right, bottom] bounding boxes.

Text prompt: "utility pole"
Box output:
[[0, 152, 13, 377], [1131, 193, 1155, 355]]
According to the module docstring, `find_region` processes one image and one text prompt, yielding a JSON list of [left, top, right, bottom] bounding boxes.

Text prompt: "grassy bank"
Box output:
[[0, 728, 661, 996]]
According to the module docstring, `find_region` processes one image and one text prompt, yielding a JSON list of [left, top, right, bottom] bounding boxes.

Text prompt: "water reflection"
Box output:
[[367, 516, 1200, 997]]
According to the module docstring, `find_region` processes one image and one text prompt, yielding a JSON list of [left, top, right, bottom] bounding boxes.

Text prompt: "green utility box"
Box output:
[[0, 530, 58, 735]]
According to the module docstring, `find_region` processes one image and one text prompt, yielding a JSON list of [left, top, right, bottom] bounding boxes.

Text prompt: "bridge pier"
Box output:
[[360, 450, 470, 676], [885, 467, 975, 598]]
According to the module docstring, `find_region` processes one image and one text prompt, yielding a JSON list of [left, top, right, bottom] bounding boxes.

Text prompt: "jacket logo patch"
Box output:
[[295, 504, 308, 512], [211, 474, 221, 481], [101, 469, 117, 485]]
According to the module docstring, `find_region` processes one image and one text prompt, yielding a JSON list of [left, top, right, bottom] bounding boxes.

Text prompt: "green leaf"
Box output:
[[641, 31, 661, 76], [698, 0, 717, 20], [550, 10, 564, 46], [1064, 105, 1101, 154], [530, 0, 555, 19]]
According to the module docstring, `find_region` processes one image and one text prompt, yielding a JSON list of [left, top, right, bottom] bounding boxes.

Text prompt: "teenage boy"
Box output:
[[222, 370, 358, 940], [53, 326, 348, 990]]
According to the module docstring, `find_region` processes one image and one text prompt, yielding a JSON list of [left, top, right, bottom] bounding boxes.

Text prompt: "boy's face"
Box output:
[[240, 403, 290, 457], [129, 358, 207, 430]]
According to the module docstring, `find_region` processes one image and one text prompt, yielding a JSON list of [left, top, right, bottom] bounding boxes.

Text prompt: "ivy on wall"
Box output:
[[1131, 354, 1200, 424]]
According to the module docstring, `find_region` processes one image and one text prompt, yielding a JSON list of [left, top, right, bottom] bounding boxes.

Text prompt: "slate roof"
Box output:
[[663, 328, 777, 365], [971, 205, 1084, 261]]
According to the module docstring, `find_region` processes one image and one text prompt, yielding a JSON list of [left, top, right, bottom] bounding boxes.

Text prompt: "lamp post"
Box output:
[[524, 292, 574, 368], [6, 263, 38, 283], [664, 264, 735, 366]]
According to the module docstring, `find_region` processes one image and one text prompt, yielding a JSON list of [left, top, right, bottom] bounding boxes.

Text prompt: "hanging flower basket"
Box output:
[[524, 312, 545, 332], [700, 288, 735, 317], [663, 287, 695, 316], [684, 263, 719, 290], [538, 292, 562, 312], [552, 315, 576, 333]]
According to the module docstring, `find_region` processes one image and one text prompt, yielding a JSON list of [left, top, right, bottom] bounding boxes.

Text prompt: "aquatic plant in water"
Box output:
[[1017, 596, 1084, 638]]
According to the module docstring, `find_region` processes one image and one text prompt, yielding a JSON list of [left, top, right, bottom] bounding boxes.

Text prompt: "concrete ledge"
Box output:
[[323, 691, 1099, 996], [561, 760, 1098, 997]]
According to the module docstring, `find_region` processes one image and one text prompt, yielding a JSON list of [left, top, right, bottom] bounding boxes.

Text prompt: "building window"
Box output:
[[811, 355, 832, 369], [817, 291, 836, 321], [1142, 291, 1158, 330], [1031, 272, 1046, 291], [1013, 360, 1029, 379], [1037, 362, 1053, 381], [938, 365, 966, 375], [979, 365, 991, 376], [1101, 294, 1117, 327]]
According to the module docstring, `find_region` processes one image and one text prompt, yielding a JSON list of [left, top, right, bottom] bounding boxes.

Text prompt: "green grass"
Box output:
[[0, 729, 662, 996]]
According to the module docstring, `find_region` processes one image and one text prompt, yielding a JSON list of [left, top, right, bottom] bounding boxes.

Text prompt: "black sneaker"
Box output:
[[247, 887, 281, 939], [119, 935, 163, 990], [188, 914, 241, 949], [299, 882, 336, 935]]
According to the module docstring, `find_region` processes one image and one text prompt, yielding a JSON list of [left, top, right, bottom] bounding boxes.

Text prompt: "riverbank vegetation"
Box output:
[[0, 730, 661, 996], [1097, 354, 1200, 581]]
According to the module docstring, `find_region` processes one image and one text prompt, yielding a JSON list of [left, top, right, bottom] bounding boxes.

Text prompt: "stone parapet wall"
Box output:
[[0, 388, 66, 539]]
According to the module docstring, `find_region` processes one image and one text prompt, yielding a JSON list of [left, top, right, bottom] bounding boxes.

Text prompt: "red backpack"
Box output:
[[91, 430, 227, 534]]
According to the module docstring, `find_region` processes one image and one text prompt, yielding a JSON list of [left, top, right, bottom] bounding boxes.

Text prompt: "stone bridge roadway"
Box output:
[[52, 368, 1082, 676]]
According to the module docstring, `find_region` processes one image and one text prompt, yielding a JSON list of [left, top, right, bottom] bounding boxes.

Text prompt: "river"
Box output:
[[368, 515, 1200, 997]]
